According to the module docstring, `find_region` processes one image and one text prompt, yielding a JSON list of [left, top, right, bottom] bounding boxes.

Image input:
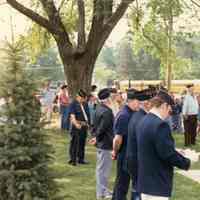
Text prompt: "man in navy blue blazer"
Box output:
[[112, 89, 147, 200], [136, 91, 191, 200], [126, 93, 154, 200]]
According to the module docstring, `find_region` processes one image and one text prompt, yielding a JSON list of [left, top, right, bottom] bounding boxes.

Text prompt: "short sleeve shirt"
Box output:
[[68, 100, 86, 122], [113, 105, 133, 154]]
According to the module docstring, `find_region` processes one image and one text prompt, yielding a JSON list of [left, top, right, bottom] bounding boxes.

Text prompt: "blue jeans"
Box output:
[[60, 105, 68, 130]]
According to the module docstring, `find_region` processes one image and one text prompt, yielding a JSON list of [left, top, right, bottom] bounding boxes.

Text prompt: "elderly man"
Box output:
[[182, 84, 199, 146], [126, 89, 155, 200], [91, 88, 114, 199], [111, 89, 146, 200]]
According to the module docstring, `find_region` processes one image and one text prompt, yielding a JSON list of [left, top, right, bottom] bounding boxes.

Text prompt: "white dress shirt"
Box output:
[[182, 94, 199, 115]]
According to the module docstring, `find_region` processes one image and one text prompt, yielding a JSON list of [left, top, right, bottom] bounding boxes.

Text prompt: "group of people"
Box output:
[[39, 82, 199, 200], [90, 87, 192, 200], [63, 84, 200, 200]]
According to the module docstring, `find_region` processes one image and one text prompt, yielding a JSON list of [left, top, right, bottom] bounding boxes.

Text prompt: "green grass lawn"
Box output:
[[47, 128, 200, 200]]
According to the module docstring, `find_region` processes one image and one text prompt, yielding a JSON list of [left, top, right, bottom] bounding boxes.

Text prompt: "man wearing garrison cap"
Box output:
[[91, 88, 114, 199], [68, 89, 90, 166], [126, 89, 155, 200], [112, 89, 146, 200]]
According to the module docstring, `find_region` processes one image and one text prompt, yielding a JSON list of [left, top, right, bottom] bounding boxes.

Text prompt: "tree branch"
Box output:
[[103, 0, 113, 23], [99, 0, 134, 50], [39, 0, 59, 22], [191, 0, 200, 7], [102, 0, 134, 34], [142, 28, 164, 54], [6, 0, 57, 34], [58, 0, 68, 12], [85, 0, 105, 53], [77, 0, 86, 52], [39, 0, 72, 46]]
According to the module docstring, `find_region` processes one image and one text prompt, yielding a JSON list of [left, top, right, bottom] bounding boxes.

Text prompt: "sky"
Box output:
[[0, 4, 129, 45], [0, 4, 28, 42]]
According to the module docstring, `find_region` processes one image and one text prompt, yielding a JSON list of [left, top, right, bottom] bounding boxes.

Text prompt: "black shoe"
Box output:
[[78, 160, 89, 164], [71, 162, 77, 166], [68, 160, 76, 166]]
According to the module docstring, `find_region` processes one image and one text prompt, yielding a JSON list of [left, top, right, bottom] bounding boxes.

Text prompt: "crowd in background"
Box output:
[[39, 82, 200, 142]]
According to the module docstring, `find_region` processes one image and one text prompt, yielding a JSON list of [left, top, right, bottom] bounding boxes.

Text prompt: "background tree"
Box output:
[[115, 34, 160, 80], [0, 42, 57, 199], [6, 0, 135, 96], [28, 47, 65, 81], [93, 66, 117, 88], [130, 0, 183, 89], [116, 35, 136, 79], [97, 46, 117, 69]]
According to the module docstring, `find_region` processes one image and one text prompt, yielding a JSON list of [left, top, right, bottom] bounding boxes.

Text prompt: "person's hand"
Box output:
[[75, 123, 81, 129], [111, 150, 117, 160], [88, 137, 96, 145], [176, 148, 185, 156]]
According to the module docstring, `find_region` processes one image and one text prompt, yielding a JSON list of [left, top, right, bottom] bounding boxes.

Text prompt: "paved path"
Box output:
[[177, 170, 200, 184], [176, 148, 200, 183]]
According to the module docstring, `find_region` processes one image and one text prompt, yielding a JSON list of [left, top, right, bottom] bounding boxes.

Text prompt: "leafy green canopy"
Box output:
[[130, 0, 186, 79], [21, 0, 87, 61], [0, 42, 58, 200]]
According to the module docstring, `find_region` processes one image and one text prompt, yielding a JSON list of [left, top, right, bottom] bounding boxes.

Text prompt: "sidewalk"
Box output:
[[177, 170, 200, 184]]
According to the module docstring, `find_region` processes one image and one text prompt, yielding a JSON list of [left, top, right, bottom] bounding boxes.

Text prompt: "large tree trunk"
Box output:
[[55, 32, 98, 97], [57, 42, 96, 97], [63, 60, 95, 98]]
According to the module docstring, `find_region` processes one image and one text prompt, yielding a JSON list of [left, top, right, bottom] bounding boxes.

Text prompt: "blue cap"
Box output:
[[98, 88, 110, 100]]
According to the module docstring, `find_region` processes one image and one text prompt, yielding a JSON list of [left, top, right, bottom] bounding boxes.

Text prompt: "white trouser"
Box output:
[[96, 149, 112, 198], [141, 194, 169, 200]]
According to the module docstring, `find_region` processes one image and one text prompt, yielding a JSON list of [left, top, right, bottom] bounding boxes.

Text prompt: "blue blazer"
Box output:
[[126, 109, 147, 187], [136, 113, 190, 197]]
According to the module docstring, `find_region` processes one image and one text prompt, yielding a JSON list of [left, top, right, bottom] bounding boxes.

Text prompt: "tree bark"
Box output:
[[62, 58, 96, 98]]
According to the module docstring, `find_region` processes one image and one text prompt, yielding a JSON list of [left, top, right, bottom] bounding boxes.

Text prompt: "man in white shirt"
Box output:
[[182, 84, 199, 146]]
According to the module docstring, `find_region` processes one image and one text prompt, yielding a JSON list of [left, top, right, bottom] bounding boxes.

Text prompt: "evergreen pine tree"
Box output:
[[0, 42, 57, 200]]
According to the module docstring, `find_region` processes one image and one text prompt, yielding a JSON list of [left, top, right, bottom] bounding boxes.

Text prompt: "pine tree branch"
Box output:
[[6, 0, 57, 34], [77, 0, 86, 52]]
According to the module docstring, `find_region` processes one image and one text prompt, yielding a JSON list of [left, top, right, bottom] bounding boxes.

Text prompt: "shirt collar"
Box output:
[[125, 104, 134, 113], [149, 108, 163, 120]]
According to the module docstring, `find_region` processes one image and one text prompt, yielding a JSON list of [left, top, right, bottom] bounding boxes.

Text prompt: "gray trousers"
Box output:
[[96, 149, 112, 198]]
